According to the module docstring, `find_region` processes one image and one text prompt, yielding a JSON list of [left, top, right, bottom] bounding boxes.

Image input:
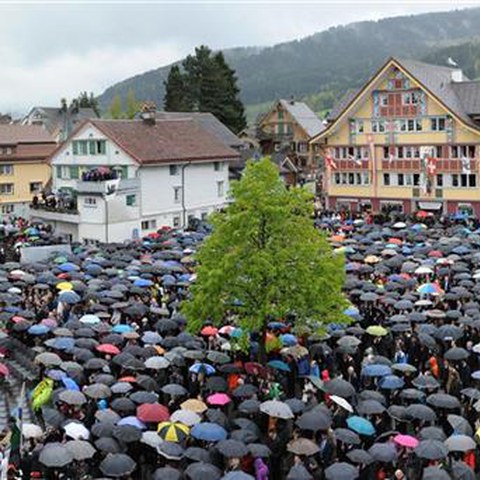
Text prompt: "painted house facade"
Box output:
[[0, 125, 56, 218], [30, 115, 238, 243], [311, 58, 480, 217]]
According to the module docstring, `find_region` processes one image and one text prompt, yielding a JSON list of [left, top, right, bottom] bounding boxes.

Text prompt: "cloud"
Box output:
[[0, 1, 472, 114]]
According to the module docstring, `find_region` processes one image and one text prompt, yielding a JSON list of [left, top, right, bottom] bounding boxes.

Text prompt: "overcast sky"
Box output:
[[0, 1, 477, 115]]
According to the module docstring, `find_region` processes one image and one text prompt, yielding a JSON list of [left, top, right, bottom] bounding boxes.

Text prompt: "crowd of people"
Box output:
[[0, 212, 479, 479]]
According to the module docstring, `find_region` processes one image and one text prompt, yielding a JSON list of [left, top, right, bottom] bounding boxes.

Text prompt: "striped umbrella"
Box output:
[[157, 421, 190, 443]]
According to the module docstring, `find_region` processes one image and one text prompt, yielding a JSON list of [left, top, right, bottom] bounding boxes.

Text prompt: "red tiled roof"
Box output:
[[0, 125, 55, 145], [90, 118, 240, 165]]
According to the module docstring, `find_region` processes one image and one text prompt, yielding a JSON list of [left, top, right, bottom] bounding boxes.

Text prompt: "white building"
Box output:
[[30, 114, 239, 243]]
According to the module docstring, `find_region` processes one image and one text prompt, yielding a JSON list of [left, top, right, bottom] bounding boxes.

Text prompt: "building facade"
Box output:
[[0, 125, 56, 218], [30, 115, 238, 243], [257, 99, 325, 177], [311, 58, 480, 217]]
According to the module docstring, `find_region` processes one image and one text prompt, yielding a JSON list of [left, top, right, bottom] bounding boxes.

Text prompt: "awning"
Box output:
[[418, 201, 442, 211]]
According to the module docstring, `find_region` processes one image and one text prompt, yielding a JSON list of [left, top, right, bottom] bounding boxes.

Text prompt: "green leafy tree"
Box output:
[[109, 92, 123, 119], [164, 65, 191, 111], [182, 158, 348, 358], [125, 89, 140, 119]]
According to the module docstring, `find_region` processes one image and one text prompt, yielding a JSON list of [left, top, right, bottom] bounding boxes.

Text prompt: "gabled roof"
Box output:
[[451, 81, 480, 116], [153, 112, 244, 149], [278, 99, 325, 137], [0, 125, 55, 145], [81, 118, 240, 165], [312, 57, 480, 142], [326, 88, 360, 122]]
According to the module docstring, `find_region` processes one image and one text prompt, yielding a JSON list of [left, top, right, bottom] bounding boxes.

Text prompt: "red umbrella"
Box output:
[[201, 326, 219, 337], [118, 376, 137, 383], [428, 250, 443, 258], [0, 363, 9, 377], [97, 344, 121, 355], [244, 362, 267, 377], [137, 403, 169, 423]]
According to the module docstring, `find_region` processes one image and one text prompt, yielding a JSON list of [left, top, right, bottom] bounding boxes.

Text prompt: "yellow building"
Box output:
[[0, 125, 56, 218], [258, 99, 324, 177], [311, 57, 480, 217]]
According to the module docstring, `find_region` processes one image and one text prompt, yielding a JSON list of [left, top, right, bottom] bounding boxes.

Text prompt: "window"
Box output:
[[455, 174, 477, 188], [5, 147, 12, 155], [380, 94, 388, 107], [356, 120, 364, 133], [435, 146, 443, 158], [83, 197, 97, 207], [70, 166, 79, 180], [30, 182, 42, 193], [396, 119, 422, 132], [141, 219, 157, 230], [431, 117, 446, 131], [372, 120, 385, 133], [73, 140, 106, 155], [126, 194, 137, 207], [436, 174, 443, 187], [113, 166, 128, 179], [403, 91, 420, 105], [383, 173, 390, 186], [0, 183, 13, 195], [451, 145, 476, 158], [298, 143, 309, 153], [397, 147, 404, 159], [214, 162, 224, 172], [398, 173, 405, 186], [169, 165, 179, 176], [173, 216, 181, 228], [1, 204, 14, 215], [56, 165, 71, 179], [452, 174, 459, 187], [413, 174, 421, 186], [405, 174, 413, 186], [0, 165, 13, 175], [173, 186, 182, 203], [278, 109, 284, 120], [217, 181, 224, 197]]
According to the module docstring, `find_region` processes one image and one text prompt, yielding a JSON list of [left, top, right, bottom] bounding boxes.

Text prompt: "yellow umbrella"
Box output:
[[366, 325, 388, 337], [157, 421, 190, 443], [364, 255, 381, 264], [180, 399, 208, 414], [56, 282, 73, 291]]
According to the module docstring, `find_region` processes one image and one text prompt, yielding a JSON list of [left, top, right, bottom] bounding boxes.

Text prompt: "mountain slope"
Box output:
[[98, 8, 480, 114]]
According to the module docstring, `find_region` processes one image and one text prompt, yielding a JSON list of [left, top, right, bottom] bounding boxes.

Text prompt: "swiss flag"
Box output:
[[426, 157, 437, 176], [325, 150, 337, 170]]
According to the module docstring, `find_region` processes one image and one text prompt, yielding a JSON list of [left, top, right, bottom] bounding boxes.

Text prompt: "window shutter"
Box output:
[[99, 141, 106, 155], [56, 166, 62, 179], [88, 141, 95, 155], [72, 142, 78, 155], [70, 166, 79, 179]]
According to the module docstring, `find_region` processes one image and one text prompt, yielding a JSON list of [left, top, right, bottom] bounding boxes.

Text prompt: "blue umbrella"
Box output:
[[62, 377, 80, 391], [452, 246, 471, 255], [85, 264, 103, 275], [344, 306, 359, 317], [52, 337, 75, 351], [46, 369, 67, 381], [379, 375, 405, 390], [58, 262, 80, 272], [118, 416, 146, 429], [162, 275, 177, 286], [191, 422, 228, 442], [361, 364, 392, 377], [347, 416, 376, 436], [189, 363, 216, 376], [133, 278, 153, 287], [28, 324, 50, 335], [112, 324, 133, 334], [59, 291, 81, 304], [267, 360, 291, 372], [280, 334, 297, 347], [267, 322, 286, 330]]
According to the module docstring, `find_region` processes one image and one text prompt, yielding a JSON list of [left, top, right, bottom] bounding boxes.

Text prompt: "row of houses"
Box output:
[[0, 105, 242, 243]]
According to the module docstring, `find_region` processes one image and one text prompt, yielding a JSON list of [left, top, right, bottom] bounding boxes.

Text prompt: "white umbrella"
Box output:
[[141, 431, 163, 449], [259, 400, 294, 419], [64, 421, 90, 440], [330, 395, 354, 413], [22, 423, 43, 439], [415, 266, 433, 275], [393, 222, 407, 229], [170, 409, 202, 426]]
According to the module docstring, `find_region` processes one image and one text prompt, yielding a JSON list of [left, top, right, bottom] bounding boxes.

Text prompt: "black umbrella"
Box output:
[[324, 378, 356, 397], [111, 397, 136, 414], [414, 439, 448, 460], [216, 439, 248, 458], [39, 443, 74, 468], [112, 424, 142, 443], [334, 428, 361, 446], [296, 409, 332, 431], [418, 426, 447, 442], [94, 437, 123, 453], [184, 446, 211, 463], [346, 449, 373, 465], [368, 443, 397, 463], [152, 467, 182, 480], [100, 453, 136, 477], [357, 400, 385, 416], [162, 383, 188, 396], [444, 347, 470, 361], [405, 404, 437, 422], [286, 464, 313, 480], [185, 462, 222, 480], [248, 443, 271, 458], [205, 376, 228, 393], [422, 467, 451, 480], [92, 422, 115, 438], [426, 393, 461, 410], [324, 462, 359, 480]]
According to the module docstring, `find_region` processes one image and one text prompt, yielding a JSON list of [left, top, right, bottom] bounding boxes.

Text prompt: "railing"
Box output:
[[76, 178, 140, 194]]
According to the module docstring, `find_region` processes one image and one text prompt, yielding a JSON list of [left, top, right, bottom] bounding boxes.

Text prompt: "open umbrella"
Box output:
[[286, 464, 313, 480], [414, 439, 448, 460], [157, 421, 190, 443], [191, 422, 228, 442], [259, 400, 294, 419], [185, 462, 222, 480], [39, 443, 74, 468], [100, 453, 136, 477], [324, 378, 356, 398], [65, 440, 96, 460], [153, 467, 182, 480], [445, 434, 476, 452], [287, 438, 320, 456], [137, 403, 169, 423], [393, 434, 419, 449], [347, 416, 375, 436], [216, 439, 248, 458], [368, 443, 397, 463], [324, 462, 359, 480]]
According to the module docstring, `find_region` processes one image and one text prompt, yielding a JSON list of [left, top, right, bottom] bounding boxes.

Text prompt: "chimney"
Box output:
[[289, 95, 295, 105], [451, 69, 463, 82], [140, 102, 157, 125]]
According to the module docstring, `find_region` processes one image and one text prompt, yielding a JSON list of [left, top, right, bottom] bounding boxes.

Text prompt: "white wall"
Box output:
[[139, 161, 230, 227]]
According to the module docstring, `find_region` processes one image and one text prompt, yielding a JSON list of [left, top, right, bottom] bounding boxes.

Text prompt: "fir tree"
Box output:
[[164, 65, 191, 111]]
